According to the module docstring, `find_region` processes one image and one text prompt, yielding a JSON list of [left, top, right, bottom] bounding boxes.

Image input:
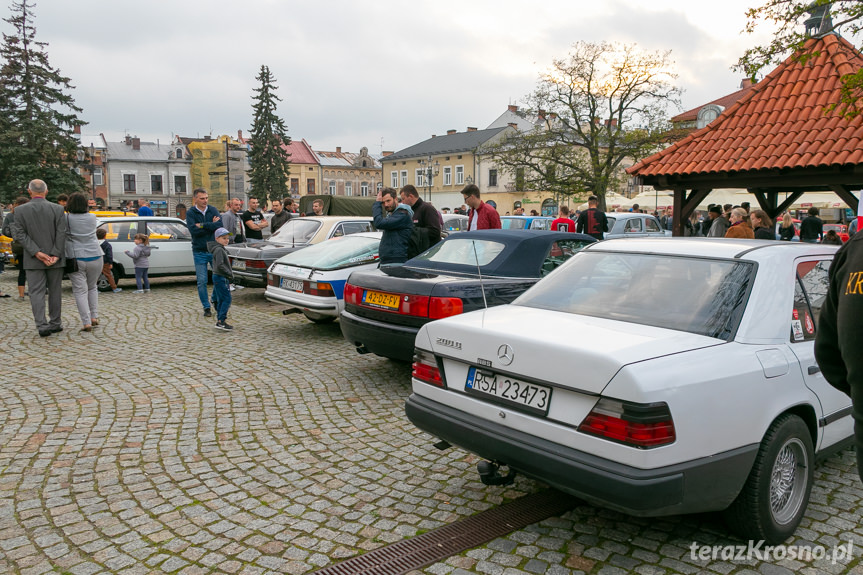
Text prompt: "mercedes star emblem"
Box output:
[[497, 344, 514, 366]]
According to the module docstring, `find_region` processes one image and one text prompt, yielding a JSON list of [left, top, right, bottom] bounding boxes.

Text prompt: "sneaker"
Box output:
[[133, 289, 145, 294], [203, 308, 213, 318], [215, 320, 233, 331], [235, 284, 244, 290], [144, 289, 150, 293], [16, 296, 25, 302], [112, 288, 123, 293], [229, 284, 236, 291]]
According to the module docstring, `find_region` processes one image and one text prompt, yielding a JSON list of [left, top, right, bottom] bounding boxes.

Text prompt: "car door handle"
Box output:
[[808, 365, 821, 375]]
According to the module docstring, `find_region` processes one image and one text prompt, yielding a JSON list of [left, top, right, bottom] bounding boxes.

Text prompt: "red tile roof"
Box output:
[[629, 34, 863, 178], [282, 139, 318, 165]]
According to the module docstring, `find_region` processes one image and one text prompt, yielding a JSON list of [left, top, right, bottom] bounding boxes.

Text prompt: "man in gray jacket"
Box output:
[[10, 179, 67, 337]]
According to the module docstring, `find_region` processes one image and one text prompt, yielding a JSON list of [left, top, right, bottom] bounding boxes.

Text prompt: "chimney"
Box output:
[[537, 109, 546, 120], [125, 135, 132, 146], [507, 122, 518, 129], [467, 127, 477, 132], [203, 135, 211, 141], [431, 135, 436, 138], [132, 137, 140, 151], [447, 129, 457, 135], [507, 105, 518, 113], [73, 125, 81, 135], [740, 78, 753, 89], [382, 151, 394, 157], [336, 146, 341, 154], [237, 129, 243, 140]]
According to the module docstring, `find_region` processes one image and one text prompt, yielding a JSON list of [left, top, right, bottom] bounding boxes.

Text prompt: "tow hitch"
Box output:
[[477, 460, 516, 486]]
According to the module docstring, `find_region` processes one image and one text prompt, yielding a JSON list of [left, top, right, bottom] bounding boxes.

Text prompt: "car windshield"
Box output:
[[412, 238, 506, 267], [501, 218, 526, 230], [269, 219, 321, 243], [515, 252, 753, 340], [277, 236, 380, 270], [606, 217, 617, 229]]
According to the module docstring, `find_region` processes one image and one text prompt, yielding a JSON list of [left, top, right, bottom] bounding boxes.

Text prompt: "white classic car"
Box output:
[[406, 238, 850, 544], [265, 232, 382, 323]]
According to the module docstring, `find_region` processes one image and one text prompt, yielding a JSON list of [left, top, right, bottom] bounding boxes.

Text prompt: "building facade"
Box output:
[[282, 139, 320, 198], [315, 147, 382, 198], [104, 135, 192, 217], [183, 134, 249, 212]]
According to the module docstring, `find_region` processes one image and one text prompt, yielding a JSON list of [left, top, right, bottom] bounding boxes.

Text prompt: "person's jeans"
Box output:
[[135, 267, 150, 290], [212, 275, 231, 322], [193, 250, 213, 309]]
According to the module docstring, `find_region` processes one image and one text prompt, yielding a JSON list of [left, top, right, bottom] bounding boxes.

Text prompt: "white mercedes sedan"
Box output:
[[406, 238, 851, 544]]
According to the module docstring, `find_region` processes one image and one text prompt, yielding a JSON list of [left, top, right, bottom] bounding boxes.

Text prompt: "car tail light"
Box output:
[[246, 259, 268, 269], [306, 282, 334, 297], [267, 274, 278, 287], [578, 398, 675, 449], [412, 349, 445, 388], [428, 297, 463, 319], [344, 283, 362, 305]]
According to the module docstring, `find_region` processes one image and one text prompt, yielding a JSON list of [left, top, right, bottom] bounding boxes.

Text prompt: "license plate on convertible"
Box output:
[[465, 367, 551, 415]]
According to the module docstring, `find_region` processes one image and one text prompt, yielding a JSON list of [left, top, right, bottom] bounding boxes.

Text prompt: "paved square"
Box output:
[[0, 274, 860, 574]]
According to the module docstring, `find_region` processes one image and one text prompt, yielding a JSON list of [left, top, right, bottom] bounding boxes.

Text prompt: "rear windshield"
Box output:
[[412, 238, 506, 267], [270, 219, 321, 243], [515, 252, 753, 340], [501, 218, 526, 230], [277, 235, 379, 270]]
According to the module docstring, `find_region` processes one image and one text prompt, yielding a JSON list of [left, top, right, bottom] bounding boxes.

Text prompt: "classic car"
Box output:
[[227, 216, 374, 287], [340, 230, 595, 361], [265, 232, 382, 323], [500, 215, 553, 230], [406, 238, 849, 543], [603, 212, 668, 239]]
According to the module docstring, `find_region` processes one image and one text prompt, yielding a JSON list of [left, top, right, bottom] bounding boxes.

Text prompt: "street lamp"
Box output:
[[417, 154, 440, 202]]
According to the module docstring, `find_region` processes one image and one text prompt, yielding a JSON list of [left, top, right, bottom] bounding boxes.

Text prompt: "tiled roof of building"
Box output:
[[629, 33, 863, 178], [670, 81, 756, 123], [383, 127, 508, 162], [283, 139, 318, 165]]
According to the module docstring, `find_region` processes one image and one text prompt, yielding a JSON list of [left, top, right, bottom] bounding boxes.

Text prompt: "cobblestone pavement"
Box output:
[[0, 273, 861, 575]]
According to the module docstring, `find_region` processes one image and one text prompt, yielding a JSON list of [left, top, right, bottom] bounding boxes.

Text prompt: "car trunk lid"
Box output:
[[422, 305, 723, 394]]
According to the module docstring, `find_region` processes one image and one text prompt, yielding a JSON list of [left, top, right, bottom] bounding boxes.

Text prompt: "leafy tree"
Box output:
[[738, 0, 863, 118], [0, 0, 85, 203], [481, 42, 681, 210], [247, 65, 291, 204]]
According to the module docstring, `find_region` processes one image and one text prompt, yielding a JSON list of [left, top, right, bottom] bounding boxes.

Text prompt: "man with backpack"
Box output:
[[400, 185, 441, 258], [373, 187, 413, 265]]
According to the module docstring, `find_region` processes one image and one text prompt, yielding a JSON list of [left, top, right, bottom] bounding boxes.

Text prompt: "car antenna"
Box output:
[[472, 240, 488, 310]]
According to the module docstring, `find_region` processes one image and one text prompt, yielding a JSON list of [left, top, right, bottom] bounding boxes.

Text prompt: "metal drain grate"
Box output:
[[311, 489, 579, 575]]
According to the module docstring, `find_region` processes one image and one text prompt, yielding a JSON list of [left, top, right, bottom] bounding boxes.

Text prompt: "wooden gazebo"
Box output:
[[628, 32, 863, 235]]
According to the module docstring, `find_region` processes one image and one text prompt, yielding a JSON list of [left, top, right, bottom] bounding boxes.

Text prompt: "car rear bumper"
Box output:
[[231, 269, 267, 286], [339, 309, 418, 361], [405, 393, 758, 517], [265, 289, 339, 314]]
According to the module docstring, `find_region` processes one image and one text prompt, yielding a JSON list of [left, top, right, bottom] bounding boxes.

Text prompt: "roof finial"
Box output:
[[805, 2, 834, 38]]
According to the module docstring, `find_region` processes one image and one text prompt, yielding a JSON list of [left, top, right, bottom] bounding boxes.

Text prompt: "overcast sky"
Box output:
[[19, 0, 781, 153]]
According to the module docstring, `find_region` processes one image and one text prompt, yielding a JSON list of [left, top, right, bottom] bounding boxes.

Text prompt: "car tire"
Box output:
[[302, 311, 336, 324], [723, 413, 813, 544], [97, 265, 122, 292]]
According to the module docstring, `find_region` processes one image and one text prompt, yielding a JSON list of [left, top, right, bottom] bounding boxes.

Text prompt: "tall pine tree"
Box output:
[[247, 65, 291, 204], [0, 0, 85, 202]]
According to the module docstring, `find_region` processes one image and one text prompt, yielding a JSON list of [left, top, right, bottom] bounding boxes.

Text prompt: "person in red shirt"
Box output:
[[462, 184, 501, 230], [551, 205, 575, 232]]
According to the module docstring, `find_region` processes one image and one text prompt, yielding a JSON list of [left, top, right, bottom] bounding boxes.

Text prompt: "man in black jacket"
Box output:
[[373, 188, 413, 265], [815, 233, 863, 482], [800, 207, 824, 243], [399, 185, 441, 248]]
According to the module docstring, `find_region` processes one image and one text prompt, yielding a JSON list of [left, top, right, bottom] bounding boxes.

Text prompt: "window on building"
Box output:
[[233, 175, 243, 196], [123, 174, 136, 193], [416, 169, 425, 187], [455, 165, 464, 185], [174, 175, 187, 194], [400, 170, 408, 187], [377, 182, 383, 192], [391, 171, 398, 187], [176, 148, 183, 159], [307, 179, 315, 194], [329, 181, 336, 195], [290, 178, 299, 194], [361, 182, 369, 196], [345, 182, 353, 196], [443, 166, 452, 186], [488, 169, 498, 187], [93, 167, 104, 186], [151, 174, 163, 194]]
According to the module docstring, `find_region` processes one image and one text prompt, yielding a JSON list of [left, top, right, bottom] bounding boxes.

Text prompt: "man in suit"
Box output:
[[10, 179, 67, 337]]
